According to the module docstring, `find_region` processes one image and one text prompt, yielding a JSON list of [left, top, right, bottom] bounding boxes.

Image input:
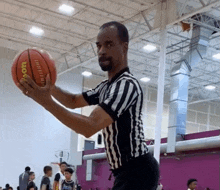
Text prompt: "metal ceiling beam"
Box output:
[[2, 0, 100, 29], [131, 0, 220, 42]]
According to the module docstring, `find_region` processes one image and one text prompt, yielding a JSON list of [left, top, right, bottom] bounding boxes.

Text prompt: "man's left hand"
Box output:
[[17, 74, 53, 107]]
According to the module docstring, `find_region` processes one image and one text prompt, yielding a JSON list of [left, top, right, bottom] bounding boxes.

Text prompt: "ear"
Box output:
[[123, 42, 128, 53]]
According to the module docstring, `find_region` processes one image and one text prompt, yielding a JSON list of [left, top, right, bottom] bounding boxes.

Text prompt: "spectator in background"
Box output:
[[8, 187, 13, 190], [53, 162, 67, 190], [19, 167, 31, 190], [0, 186, 3, 190], [187, 179, 197, 190], [40, 166, 53, 190], [27, 172, 37, 190], [61, 168, 75, 190], [17, 186, 20, 190], [3, 184, 10, 190], [27, 183, 35, 190]]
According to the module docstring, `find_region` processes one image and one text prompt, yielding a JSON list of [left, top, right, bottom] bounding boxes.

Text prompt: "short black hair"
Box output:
[[5, 184, 10, 188], [25, 167, 31, 172], [100, 21, 129, 44], [29, 172, 34, 176], [43, 166, 52, 174], [187, 179, 197, 187], [64, 168, 74, 175], [26, 183, 35, 190], [60, 162, 68, 167]]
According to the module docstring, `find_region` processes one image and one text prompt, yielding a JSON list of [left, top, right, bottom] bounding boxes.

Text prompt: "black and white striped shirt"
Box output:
[[83, 67, 148, 169]]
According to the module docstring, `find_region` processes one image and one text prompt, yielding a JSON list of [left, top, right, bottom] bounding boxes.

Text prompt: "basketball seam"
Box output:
[[27, 49, 36, 82]]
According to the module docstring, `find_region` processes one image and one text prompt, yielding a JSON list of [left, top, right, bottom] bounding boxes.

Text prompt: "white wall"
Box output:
[[0, 52, 83, 189]]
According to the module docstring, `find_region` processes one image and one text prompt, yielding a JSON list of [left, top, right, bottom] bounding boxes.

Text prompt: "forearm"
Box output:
[[51, 86, 77, 109], [43, 98, 95, 138]]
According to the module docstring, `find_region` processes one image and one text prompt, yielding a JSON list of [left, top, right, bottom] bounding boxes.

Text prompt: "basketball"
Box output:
[[11, 48, 57, 87]]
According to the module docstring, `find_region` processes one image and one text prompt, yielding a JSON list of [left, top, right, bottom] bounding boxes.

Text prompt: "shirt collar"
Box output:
[[108, 67, 130, 84]]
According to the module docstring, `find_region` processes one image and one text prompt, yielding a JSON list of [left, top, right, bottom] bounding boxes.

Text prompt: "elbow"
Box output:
[[84, 122, 96, 138]]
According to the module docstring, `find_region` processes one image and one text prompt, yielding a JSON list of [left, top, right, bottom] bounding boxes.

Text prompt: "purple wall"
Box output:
[[76, 130, 220, 190]]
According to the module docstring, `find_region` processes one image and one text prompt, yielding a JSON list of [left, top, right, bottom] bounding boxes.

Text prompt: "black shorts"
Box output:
[[112, 153, 160, 190]]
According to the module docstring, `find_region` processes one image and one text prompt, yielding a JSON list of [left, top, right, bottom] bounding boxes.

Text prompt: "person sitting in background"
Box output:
[[61, 168, 75, 190], [19, 167, 31, 190], [3, 184, 10, 190], [187, 179, 198, 190], [8, 187, 13, 190], [0, 186, 3, 190], [53, 162, 67, 190], [27, 172, 37, 190], [17, 186, 20, 190], [40, 166, 53, 190]]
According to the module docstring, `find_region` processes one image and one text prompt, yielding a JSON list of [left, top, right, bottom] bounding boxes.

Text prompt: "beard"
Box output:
[[99, 59, 113, 71]]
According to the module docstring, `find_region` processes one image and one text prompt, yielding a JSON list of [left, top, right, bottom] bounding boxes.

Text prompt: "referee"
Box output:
[[18, 21, 160, 190]]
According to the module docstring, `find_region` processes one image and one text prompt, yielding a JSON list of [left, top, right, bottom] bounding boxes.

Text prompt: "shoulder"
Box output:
[[116, 73, 142, 94]]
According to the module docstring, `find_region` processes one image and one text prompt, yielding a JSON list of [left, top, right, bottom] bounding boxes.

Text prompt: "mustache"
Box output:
[[99, 57, 111, 62]]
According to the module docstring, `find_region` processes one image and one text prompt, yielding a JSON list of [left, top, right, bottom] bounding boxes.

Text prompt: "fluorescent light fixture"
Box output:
[[212, 53, 220, 60], [59, 4, 75, 15], [143, 44, 157, 52], [205, 85, 216, 90], [82, 71, 92, 77], [29, 26, 44, 36], [140, 77, 150, 82]]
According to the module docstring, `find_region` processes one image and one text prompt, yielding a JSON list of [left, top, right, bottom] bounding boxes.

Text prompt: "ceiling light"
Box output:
[[143, 44, 157, 52], [82, 71, 92, 77], [29, 26, 44, 36], [59, 4, 75, 15], [212, 53, 220, 60], [140, 77, 150, 82], [205, 85, 216, 90]]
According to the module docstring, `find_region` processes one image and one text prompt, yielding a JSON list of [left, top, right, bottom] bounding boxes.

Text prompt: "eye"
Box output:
[[107, 43, 112, 48]]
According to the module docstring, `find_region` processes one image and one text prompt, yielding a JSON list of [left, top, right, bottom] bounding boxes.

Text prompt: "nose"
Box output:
[[98, 46, 107, 57]]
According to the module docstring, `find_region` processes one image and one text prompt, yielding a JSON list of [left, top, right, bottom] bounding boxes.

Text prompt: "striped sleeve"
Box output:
[[99, 79, 138, 120], [82, 81, 106, 105]]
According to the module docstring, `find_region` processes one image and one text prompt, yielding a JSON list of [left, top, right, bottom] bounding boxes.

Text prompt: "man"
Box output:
[[3, 185, 9, 190], [187, 179, 197, 190], [61, 168, 75, 190], [27, 183, 35, 190], [53, 162, 67, 190], [27, 172, 37, 190], [19, 167, 31, 190], [18, 21, 160, 189], [40, 166, 53, 190]]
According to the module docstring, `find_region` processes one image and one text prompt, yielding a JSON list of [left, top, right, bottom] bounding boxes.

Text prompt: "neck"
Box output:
[[66, 178, 71, 181], [44, 174, 49, 178], [108, 63, 127, 81]]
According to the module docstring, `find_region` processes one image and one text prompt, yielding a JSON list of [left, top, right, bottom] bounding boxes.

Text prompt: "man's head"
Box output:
[[43, 166, 52, 177], [96, 21, 129, 72], [8, 187, 13, 190], [64, 168, 74, 180], [26, 183, 35, 190], [29, 172, 35, 181], [187, 179, 197, 190], [60, 162, 68, 173], [0, 186, 2, 190], [25, 166, 31, 172], [5, 184, 10, 188]]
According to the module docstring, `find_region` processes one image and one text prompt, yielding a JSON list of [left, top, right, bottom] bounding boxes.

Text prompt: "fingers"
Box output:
[[16, 82, 31, 97], [26, 75, 38, 89], [19, 78, 34, 95], [45, 74, 51, 88]]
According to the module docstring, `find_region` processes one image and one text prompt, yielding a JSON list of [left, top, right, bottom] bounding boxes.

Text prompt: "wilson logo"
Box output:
[[21, 62, 27, 80]]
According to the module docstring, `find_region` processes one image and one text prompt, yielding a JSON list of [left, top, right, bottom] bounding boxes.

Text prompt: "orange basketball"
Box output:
[[11, 48, 57, 87]]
